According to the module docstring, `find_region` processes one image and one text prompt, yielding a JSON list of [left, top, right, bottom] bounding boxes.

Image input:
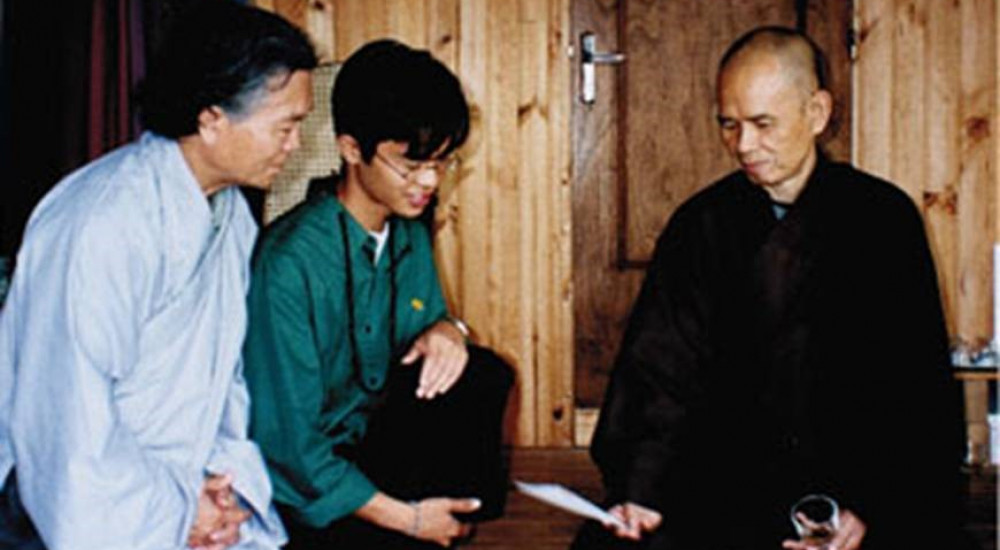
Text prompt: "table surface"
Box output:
[[954, 366, 1000, 381]]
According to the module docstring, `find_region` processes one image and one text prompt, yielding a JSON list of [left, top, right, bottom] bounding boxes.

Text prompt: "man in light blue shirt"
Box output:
[[0, 3, 316, 549]]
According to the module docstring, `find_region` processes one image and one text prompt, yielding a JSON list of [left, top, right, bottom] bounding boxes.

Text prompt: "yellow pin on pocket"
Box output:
[[410, 298, 424, 311]]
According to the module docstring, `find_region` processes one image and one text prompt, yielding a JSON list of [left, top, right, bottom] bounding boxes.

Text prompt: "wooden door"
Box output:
[[571, 0, 854, 416]]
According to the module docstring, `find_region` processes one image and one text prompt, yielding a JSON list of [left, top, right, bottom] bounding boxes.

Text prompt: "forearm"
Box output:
[[355, 491, 416, 535]]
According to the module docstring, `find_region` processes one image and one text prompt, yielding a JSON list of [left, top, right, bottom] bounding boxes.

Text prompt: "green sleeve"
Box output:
[[243, 250, 376, 527], [416, 224, 449, 324]]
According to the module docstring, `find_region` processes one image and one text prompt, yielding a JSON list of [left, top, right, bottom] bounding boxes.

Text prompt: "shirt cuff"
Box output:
[[293, 467, 378, 528]]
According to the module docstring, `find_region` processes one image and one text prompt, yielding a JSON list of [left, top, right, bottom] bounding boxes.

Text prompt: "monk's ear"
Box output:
[[196, 106, 228, 144], [807, 90, 833, 136], [337, 135, 364, 166]]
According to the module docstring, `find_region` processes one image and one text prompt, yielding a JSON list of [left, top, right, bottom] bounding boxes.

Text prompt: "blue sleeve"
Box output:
[[9, 212, 202, 550]]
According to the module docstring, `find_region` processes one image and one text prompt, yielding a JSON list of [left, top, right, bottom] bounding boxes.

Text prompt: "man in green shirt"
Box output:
[[244, 40, 513, 550]]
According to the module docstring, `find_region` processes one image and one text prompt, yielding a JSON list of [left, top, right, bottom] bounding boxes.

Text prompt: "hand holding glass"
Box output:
[[790, 494, 839, 548]]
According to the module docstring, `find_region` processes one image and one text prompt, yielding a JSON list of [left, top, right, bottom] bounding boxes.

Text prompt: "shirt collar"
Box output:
[[143, 132, 235, 270], [327, 197, 413, 265], [741, 146, 832, 206], [144, 131, 215, 225]]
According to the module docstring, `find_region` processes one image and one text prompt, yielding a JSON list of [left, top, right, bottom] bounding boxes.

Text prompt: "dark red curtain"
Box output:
[[2, 1, 90, 257], [1, 0, 225, 257], [1, 0, 171, 257], [87, 0, 147, 160]]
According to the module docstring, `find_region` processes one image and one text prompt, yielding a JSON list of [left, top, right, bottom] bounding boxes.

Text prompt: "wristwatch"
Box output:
[[444, 315, 471, 341]]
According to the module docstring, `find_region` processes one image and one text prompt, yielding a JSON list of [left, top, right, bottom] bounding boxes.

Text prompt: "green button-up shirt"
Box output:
[[244, 195, 446, 527]]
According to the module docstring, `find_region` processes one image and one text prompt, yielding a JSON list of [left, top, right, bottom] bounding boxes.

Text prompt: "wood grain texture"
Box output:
[[481, 0, 530, 443], [924, 0, 961, 347], [332, 1, 383, 60], [890, 0, 926, 204], [308, 0, 337, 63], [386, 0, 427, 48], [427, 0, 459, 67], [571, 0, 644, 408], [958, 0, 996, 350], [855, 0, 894, 177], [532, 0, 574, 446], [803, 0, 854, 162]]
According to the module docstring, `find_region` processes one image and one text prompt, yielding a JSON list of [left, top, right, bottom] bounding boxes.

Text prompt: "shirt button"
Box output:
[[368, 376, 379, 387], [363, 325, 372, 334]]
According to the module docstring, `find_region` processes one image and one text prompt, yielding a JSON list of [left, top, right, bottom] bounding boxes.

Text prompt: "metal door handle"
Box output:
[[580, 31, 625, 105]]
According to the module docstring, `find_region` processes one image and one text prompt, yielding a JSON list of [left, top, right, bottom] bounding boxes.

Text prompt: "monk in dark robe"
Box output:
[[573, 26, 970, 550]]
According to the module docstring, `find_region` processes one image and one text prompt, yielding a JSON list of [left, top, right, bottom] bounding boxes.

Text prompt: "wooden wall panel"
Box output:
[[803, 0, 854, 162], [855, 0, 894, 178], [257, 0, 574, 447], [925, 0, 961, 340], [271, 0, 336, 62], [529, 0, 574, 446], [856, 0, 998, 463], [570, 0, 637, 413], [427, 0, 459, 68], [889, 0, 925, 205], [958, 0, 997, 348]]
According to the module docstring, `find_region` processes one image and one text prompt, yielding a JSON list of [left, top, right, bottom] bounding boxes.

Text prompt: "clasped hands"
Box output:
[[187, 473, 251, 550]]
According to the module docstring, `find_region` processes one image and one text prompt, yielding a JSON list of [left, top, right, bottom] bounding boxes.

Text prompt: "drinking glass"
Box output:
[[790, 494, 839, 548]]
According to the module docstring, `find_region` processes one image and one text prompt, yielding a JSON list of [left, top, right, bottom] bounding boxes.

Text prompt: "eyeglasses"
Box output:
[[374, 150, 460, 182]]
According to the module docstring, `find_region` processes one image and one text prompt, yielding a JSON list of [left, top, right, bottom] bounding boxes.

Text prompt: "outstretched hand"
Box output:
[[401, 320, 468, 399]]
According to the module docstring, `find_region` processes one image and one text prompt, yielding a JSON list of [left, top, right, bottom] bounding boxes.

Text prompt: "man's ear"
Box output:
[[808, 89, 833, 136], [197, 106, 227, 144], [336, 134, 364, 166]]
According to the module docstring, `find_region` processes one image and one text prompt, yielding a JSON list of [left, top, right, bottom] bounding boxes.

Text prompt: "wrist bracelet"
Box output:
[[444, 315, 471, 341], [407, 501, 422, 537]]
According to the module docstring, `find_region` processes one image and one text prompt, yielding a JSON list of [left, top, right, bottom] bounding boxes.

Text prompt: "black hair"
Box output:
[[718, 26, 830, 92], [332, 39, 469, 162], [138, 1, 318, 138]]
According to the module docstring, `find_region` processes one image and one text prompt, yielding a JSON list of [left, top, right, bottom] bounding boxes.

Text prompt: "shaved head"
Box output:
[[713, 26, 834, 202], [717, 26, 829, 98]]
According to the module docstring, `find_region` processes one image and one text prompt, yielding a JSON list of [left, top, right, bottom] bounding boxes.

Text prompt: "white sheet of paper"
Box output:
[[513, 480, 627, 529]]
